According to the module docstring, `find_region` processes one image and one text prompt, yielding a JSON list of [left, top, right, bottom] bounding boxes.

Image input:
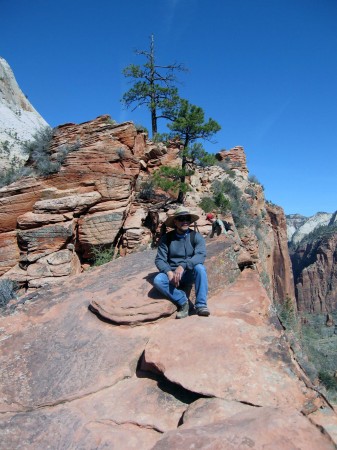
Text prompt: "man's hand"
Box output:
[[167, 271, 174, 283], [173, 265, 184, 287]]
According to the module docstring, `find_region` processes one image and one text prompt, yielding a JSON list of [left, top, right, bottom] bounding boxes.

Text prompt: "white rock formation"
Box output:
[[0, 56, 49, 170], [287, 212, 334, 244]]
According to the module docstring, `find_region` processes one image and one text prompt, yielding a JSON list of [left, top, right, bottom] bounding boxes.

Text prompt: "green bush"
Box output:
[[277, 297, 297, 330], [152, 165, 193, 194], [0, 279, 17, 308], [91, 245, 115, 266], [319, 371, 337, 391], [199, 196, 217, 213], [139, 180, 156, 200]]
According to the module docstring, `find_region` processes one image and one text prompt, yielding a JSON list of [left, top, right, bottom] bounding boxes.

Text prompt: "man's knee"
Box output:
[[194, 264, 206, 275], [153, 272, 167, 288]]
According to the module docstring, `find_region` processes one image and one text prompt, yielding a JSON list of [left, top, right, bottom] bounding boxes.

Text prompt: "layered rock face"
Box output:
[[0, 116, 181, 289], [1, 240, 336, 448], [0, 57, 48, 170], [287, 211, 335, 245], [0, 115, 294, 307], [290, 219, 337, 312]]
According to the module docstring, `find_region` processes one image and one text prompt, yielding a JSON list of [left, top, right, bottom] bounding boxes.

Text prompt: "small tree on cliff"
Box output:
[[163, 99, 221, 202], [122, 34, 185, 137]]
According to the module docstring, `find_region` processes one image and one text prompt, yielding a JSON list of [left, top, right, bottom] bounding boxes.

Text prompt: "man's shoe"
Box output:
[[196, 306, 210, 317], [176, 302, 189, 319]]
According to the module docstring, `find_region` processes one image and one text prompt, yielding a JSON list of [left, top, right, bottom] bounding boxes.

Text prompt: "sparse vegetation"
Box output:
[[0, 279, 17, 308], [152, 166, 193, 196], [91, 245, 116, 266], [0, 128, 82, 188]]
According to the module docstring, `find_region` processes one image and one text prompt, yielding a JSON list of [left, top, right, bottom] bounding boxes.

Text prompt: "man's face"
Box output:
[[174, 215, 191, 233]]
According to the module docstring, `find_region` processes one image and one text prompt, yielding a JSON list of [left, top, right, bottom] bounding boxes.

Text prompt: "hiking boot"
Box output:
[[196, 306, 210, 317], [176, 301, 189, 319]]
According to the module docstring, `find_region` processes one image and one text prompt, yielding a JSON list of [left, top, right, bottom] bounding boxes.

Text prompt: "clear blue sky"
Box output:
[[1, 0, 336, 216]]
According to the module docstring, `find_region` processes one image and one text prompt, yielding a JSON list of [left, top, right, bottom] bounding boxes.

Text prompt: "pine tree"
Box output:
[[122, 34, 185, 137]]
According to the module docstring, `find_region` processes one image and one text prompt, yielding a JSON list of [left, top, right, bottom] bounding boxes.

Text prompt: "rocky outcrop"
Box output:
[[1, 240, 336, 448], [0, 57, 48, 170], [215, 146, 249, 178], [266, 203, 295, 303], [0, 114, 295, 312], [290, 224, 337, 312], [287, 211, 335, 245], [0, 116, 180, 289]]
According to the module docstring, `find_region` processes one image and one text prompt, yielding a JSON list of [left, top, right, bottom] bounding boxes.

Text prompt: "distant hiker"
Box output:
[[153, 206, 210, 319], [206, 213, 227, 237]]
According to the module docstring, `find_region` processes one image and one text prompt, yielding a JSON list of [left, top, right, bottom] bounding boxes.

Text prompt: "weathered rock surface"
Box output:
[[287, 211, 335, 245], [153, 407, 335, 449], [90, 237, 241, 325], [142, 269, 312, 409], [291, 229, 337, 312], [0, 112, 295, 316], [0, 57, 49, 170], [0, 241, 335, 448], [267, 203, 295, 303]]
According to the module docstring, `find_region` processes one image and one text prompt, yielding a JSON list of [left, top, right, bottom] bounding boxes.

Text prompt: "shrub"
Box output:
[[277, 297, 297, 330], [134, 123, 148, 134], [116, 148, 126, 159], [0, 279, 17, 308], [199, 196, 217, 213], [91, 245, 115, 266], [138, 180, 156, 200], [248, 174, 264, 189], [319, 371, 337, 391], [152, 166, 193, 194]]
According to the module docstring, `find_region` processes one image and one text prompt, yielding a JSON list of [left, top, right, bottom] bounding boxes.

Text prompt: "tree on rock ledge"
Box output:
[[122, 34, 185, 137]]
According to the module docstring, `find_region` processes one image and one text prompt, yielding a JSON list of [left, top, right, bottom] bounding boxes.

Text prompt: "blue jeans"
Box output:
[[153, 264, 208, 308]]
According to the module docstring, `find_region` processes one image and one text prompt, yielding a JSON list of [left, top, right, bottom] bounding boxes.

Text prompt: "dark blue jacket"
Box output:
[[155, 230, 206, 274]]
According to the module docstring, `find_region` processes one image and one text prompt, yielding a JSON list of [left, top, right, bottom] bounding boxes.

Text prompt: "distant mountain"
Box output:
[[286, 211, 335, 245], [0, 56, 49, 170], [288, 211, 337, 313]]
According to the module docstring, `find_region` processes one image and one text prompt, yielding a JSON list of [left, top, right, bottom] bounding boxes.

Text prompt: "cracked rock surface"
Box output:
[[1, 241, 337, 449]]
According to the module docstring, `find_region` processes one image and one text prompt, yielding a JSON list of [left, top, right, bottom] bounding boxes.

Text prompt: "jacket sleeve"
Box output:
[[186, 233, 206, 270], [155, 235, 172, 273]]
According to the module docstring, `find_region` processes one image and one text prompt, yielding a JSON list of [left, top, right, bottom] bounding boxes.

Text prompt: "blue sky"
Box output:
[[1, 0, 336, 216]]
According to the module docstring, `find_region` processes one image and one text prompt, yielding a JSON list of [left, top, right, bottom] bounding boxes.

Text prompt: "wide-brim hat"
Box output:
[[165, 206, 200, 228]]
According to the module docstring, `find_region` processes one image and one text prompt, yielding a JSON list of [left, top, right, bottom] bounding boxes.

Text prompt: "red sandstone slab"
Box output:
[[152, 407, 335, 449], [142, 315, 311, 409]]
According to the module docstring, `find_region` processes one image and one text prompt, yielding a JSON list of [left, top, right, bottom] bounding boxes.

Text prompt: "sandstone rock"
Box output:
[[88, 198, 130, 213], [78, 208, 126, 257], [153, 407, 335, 449], [142, 316, 311, 409], [0, 57, 49, 171], [142, 269, 312, 410], [291, 231, 337, 312], [26, 249, 81, 279], [90, 238, 241, 325], [0, 179, 46, 232], [266, 203, 296, 303], [0, 276, 150, 412], [33, 191, 101, 214], [95, 175, 133, 201], [181, 397, 254, 429], [17, 211, 67, 229], [215, 146, 249, 178], [0, 231, 19, 276], [17, 221, 75, 262]]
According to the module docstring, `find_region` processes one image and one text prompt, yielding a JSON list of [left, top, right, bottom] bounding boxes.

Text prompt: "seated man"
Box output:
[[153, 207, 210, 319]]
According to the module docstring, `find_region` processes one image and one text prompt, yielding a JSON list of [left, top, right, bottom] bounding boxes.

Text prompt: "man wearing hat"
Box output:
[[153, 206, 210, 319]]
